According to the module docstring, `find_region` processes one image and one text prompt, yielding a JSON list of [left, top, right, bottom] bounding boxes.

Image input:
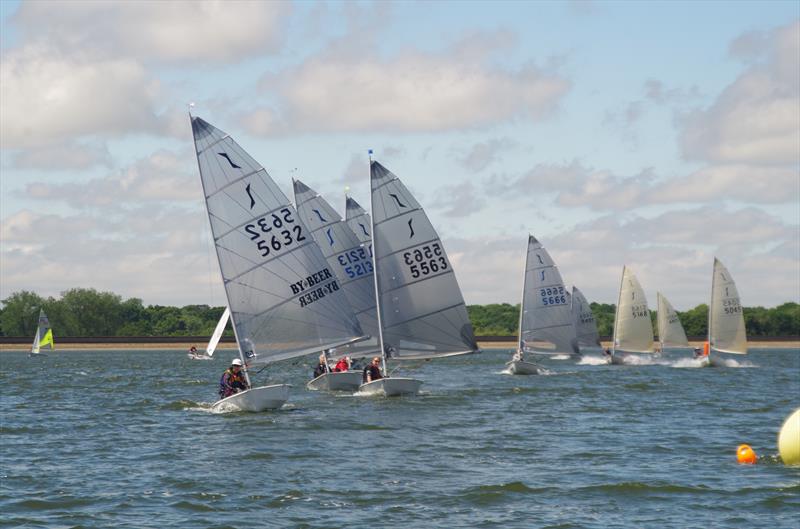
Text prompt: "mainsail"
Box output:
[[293, 180, 380, 358], [190, 115, 364, 366], [708, 258, 747, 354], [613, 266, 654, 353], [345, 196, 372, 245], [370, 160, 478, 359], [31, 309, 54, 354], [656, 292, 689, 348], [572, 286, 600, 347], [519, 235, 578, 354], [205, 307, 230, 357]]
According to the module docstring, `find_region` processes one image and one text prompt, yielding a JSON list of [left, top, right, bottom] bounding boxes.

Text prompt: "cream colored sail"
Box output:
[[708, 258, 747, 354], [656, 292, 689, 348], [612, 266, 654, 353]]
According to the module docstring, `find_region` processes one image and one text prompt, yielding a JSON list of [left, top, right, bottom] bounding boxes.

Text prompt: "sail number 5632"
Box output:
[[244, 207, 307, 257], [403, 243, 447, 279]]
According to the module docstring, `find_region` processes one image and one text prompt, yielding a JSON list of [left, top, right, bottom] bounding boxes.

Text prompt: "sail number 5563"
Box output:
[[403, 243, 447, 279], [244, 207, 306, 257]]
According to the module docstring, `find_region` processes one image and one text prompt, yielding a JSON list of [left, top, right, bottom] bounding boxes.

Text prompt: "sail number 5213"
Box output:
[[403, 243, 447, 279], [244, 207, 307, 257]]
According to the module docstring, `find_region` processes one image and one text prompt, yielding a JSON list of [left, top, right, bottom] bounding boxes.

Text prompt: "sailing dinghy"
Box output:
[[189, 307, 230, 360], [294, 180, 380, 391], [359, 159, 479, 396], [609, 266, 655, 364], [29, 309, 54, 358], [571, 286, 600, 353], [508, 235, 578, 374], [705, 258, 748, 367], [655, 292, 689, 355], [190, 114, 365, 411]]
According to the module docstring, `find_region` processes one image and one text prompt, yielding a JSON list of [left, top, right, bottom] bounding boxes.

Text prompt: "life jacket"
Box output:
[[334, 359, 348, 372], [219, 368, 247, 398]]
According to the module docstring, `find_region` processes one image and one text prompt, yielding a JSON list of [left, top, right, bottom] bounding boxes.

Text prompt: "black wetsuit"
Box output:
[[313, 363, 328, 378], [362, 364, 383, 383]]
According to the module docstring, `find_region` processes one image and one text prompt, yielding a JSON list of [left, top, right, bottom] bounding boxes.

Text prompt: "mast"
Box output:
[[189, 111, 251, 387], [368, 151, 388, 377], [657, 292, 664, 352], [612, 266, 625, 355], [516, 235, 532, 353], [708, 257, 716, 354]]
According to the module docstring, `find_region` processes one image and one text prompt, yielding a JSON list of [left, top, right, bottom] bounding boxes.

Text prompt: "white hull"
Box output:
[[358, 377, 422, 397], [29, 352, 48, 358], [188, 353, 214, 361], [608, 354, 626, 365], [306, 371, 363, 391], [507, 360, 543, 375], [211, 384, 290, 412]]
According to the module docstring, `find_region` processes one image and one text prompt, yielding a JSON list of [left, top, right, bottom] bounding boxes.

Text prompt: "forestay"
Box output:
[[345, 196, 372, 245], [205, 307, 230, 357], [293, 180, 380, 358], [370, 160, 478, 359], [572, 286, 600, 347], [656, 292, 689, 348], [708, 258, 747, 354], [519, 235, 578, 354], [613, 266, 654, 353], [190, 116, 364, 366]]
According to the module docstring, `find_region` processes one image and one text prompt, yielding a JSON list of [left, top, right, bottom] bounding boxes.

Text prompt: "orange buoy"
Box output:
[[737, 444, 757, 464]]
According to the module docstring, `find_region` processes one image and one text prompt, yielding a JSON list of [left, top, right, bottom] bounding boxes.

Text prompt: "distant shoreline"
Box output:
[[2, 339, 798, 351]]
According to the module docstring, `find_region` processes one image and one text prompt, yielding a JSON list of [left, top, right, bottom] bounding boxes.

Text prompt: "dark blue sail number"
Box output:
[[244, 207, 306, 257]]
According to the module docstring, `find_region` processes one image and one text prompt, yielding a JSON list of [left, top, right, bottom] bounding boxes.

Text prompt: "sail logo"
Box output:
[[218, 152, 241, 169], [408, 218, 415, 238], [358, 223, 369, 237], [389, 193, 407, 208], [313, 209, 328, 223], [245, 183, 256, 209], [291, 268, 341, 308], [540, 270, 546, 282], [326, 228, 334, 246], [537, 254, 544, 265]]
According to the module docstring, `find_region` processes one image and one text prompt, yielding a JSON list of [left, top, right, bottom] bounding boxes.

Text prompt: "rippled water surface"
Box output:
[[1, 348, 798, 528]]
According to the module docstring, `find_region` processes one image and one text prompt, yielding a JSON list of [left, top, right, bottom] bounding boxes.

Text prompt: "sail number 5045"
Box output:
[[403, 243, 447, 279], [244, 207, 307, 257]]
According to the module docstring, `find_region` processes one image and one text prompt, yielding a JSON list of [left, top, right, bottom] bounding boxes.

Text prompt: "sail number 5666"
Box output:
[[403, 243, 447, 279], [541, 286, 567, 306], [244, 207, 307, 257]]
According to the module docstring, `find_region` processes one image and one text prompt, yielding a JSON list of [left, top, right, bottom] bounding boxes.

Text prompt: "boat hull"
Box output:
[[188, 353, 213, 360], [508, 360, 543, 375], [307, 371, 363, 391], [211, 384, 290, 412], [358, 377, 422, 397], [608, 354, 626, 365]]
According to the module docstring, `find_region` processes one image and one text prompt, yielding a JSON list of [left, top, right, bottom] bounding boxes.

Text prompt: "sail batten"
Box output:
[[190, 115, 365, 367], [519, 235, 578, 355], [709, 258, 747, 354], [370, 160, 478, 360]]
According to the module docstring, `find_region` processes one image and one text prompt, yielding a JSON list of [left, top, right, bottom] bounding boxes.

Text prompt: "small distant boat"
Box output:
[[188, 307, 230, 360], [609, 266, 654, 364], [29, 309, 54, 358], [293, 179, 380, 392], [190, 114, 366, 411], [571, 286, 600, 352], [508, 235, 577, 374], [704, 258, 748, 367], [655, 292, 689, 355], [358, 159, 478, 396]]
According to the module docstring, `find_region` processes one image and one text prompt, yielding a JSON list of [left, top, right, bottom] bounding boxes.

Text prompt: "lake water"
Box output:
[[1, 348, 798, 528]]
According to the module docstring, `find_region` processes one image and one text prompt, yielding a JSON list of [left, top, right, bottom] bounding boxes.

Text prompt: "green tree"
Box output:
[[0, 290, 46, 336]]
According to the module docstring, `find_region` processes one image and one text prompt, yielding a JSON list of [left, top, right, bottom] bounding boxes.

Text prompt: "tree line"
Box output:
[[1, 288, 798, 338]]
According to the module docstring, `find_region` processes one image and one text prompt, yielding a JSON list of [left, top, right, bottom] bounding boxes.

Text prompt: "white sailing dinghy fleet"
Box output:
[[190, 115, 366, 411], [655, 292, 689, 354], [29, 309, 54, 358], [609, 266, 655, 365], [705, 258, 748, 367], [188, 307, 230, 360], [508, 235, 579, 375], [360, 160, 479, 396]]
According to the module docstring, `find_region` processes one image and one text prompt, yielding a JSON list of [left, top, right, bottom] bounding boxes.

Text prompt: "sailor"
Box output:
[[333, 356, 351, 372], [312, 353, 329, 379], [219, 358, 249, 398], [693, 347, 703, 359], [603, 348, 612, 358], [362, 356, 383, 383]]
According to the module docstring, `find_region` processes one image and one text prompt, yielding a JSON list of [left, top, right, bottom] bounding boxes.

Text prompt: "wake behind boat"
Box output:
[[190, 114, 366, 411]]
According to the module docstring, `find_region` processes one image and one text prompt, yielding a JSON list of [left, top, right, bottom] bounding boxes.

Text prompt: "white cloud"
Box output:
[[9, 141, 112, 171], [431, 181, 487, 218], [679, 21, 800, 165], [11, 0, 290, 64], [456, 138, 517, 173]]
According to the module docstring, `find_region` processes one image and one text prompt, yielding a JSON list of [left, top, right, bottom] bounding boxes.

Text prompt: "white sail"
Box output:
[[708, 258, 747, 354], [190, 115, 365, 367], [572, 286, 600, 347], [656, 292, 689, 348], [370, 160, 478, 360], [31, 309, 54, 354], [205, 307, 230, 357], [613, 266, 654, 353], [345, 196, 372, 245], [293, 180, 380, 358], [519, 235, 578, 354]]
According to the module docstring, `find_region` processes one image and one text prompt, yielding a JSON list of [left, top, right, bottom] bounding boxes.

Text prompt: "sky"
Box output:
[[1, 0, 798, 310]]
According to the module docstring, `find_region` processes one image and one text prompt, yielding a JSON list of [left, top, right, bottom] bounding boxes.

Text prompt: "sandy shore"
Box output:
[[2, 340, 798, 352]]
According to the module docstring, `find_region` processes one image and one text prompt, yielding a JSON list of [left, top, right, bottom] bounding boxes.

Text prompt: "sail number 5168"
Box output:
[[403, 243, 447, 279], [244, 207, 307, 257]]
